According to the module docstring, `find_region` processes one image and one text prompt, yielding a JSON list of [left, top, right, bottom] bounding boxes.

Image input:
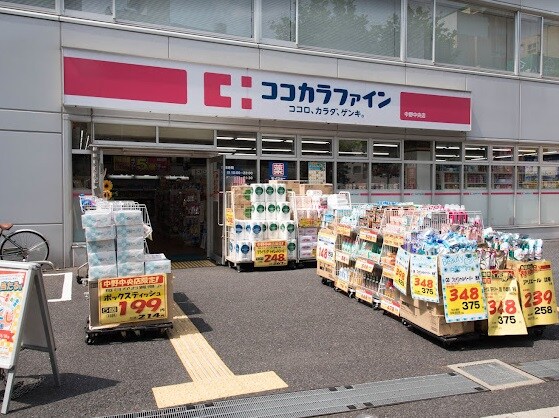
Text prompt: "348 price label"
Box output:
[[414, 277, 435, 295], [446, 284, 485, 315], [411, 275, 438, 302]]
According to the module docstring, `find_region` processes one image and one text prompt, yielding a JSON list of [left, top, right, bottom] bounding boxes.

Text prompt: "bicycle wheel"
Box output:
[[0, 230, 49, 262]]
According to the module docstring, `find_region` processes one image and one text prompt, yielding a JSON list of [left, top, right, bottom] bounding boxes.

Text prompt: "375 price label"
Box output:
[[445, 283, 486, 318]]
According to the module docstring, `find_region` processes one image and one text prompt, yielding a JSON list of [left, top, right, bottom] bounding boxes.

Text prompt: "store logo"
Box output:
[[272, 163, 285, 177], [204, 72, 252, 109]]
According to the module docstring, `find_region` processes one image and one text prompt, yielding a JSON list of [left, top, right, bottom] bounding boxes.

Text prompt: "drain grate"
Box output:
[[516, 359, 559, 381], [448, 359, 544, 390], [100, 373, 483, 418]]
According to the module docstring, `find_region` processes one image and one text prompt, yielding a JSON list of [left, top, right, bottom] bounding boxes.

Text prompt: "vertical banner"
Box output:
[[440, 252, 487, 323], [0, 269, 26, 367], [393, 248, 411, 295], [481, 270, 527, 336], [308, 162, 326, 184], [410, 254, 439, 302], [514, 261, 558, 327]]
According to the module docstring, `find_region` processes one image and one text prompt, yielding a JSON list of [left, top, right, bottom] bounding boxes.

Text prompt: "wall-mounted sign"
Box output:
[[269, 162, 287, 180], [64, 49, 472, 131]]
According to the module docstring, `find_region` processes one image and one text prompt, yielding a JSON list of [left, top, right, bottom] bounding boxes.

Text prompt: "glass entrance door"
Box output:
[[208, 155, 225, 264]]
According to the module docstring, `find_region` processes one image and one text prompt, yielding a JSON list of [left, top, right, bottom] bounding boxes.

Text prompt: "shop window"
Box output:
[[492, 146, 513, 162], [435, 2, 515, 72], [491, 165, 513, 189], [72, 122, 92, 150], [217, 131, 257, 156], [404, 163, 431, 189], [464, 165, 487, 189], [301, 137, 332, 157], [543, 19, 559, 78], [260, 160, 297, 182], [300, 161, 333, 184], [435, 141, 461, 162], [225, 159, 256, 188], [520, 14, 542, 75], [115, 0, 253, 38], [339, 139, 368, 158], [298, 0, 400, 58], [518, 147, 539, 162], [404, 140, 431, 161], [517, 166, 539, 190], [464, 145, 488, 162], [64, 0, 112, 15], [94, 124, 156, 143], [542, 166, 559, 189], [261, 134, 295, 155], [373, 141, 400, 159], [436, 164, 461, 190], [72, 154, 91, 242], [372, 163, 400, 190], [2, 0, 54, 9], [541, 166, 559, 224], [262, 0, 296, 42], [159, 127, 214, 146], [543, 147, 559, 162], [337, 162, 368, 190], [407, 0, 433, 61]]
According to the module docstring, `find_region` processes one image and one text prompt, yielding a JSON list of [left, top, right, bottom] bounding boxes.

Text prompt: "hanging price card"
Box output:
[[254, 240, 288, 267], [336, 251, 351, 264], [393, 248, 410, 295], [511, 260, 558, 327], [98, 274, 168, 325], [383, 234, 405, 248], [355, 258, 375, 272], [358, 228, 378, 242], [410, 254, 439, 302], [481, 270, 527, 336], [440, 252, 487, 323], [225, 208, 234, 227], [336, 224, 352, 237]]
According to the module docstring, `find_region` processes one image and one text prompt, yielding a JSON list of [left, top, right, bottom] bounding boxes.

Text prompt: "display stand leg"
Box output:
[[1, 368, 16, 415]]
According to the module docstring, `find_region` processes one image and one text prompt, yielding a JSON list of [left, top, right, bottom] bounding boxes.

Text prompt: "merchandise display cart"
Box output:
[[78, 196, 173, 344]]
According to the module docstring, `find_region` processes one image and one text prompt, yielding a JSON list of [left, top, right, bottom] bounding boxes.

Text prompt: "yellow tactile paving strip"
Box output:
[[152, 302, 288, 408], [171, 260, 216, 269]]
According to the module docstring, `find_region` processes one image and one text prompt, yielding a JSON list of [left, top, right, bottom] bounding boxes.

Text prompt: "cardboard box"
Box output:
[[400, 300, 474, 337], [233, 203, 253, 220], [300, 183, 334, 196], [231, 185, 253, 206]]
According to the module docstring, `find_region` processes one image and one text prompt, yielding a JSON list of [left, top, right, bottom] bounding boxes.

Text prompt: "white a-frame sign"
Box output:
[[0, 261, 59, 414]]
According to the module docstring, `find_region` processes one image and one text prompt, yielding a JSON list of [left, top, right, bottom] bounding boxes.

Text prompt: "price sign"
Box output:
[[335, 279, 349, 293], [383, 234, 404, 248], [355, 258, 375, 272], [299, 218, 321, 228], [356, 288, 374, 304], [359, 229, 377, 243], [98, 274, 168, 325], [316, 243, 335, 265], [440, 252, 487, 322], [254, 240, 288, 267], [481, 270, 527, 336], [336, 224, 352, 237], [515, 261, 558, 327], [393, 248, 410, 295], [336, 251, 351, 264], [410, 254, 438, 302], [225, 208, 234, 227], [380, 295, 400, 316]]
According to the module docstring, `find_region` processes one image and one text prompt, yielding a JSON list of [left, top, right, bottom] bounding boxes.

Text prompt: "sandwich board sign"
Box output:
[[0, 261, 59, 414]]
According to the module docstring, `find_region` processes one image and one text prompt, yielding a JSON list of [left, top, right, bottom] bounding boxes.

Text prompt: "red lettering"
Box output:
[[204, 72, 231, 108]]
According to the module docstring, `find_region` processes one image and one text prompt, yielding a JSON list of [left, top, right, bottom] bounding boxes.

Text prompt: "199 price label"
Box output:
[[118, 297, 164, 321], [446, 284, 485, 316]]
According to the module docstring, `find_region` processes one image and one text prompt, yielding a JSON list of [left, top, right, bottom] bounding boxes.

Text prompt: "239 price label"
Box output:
[[445, 284, 485, 315]]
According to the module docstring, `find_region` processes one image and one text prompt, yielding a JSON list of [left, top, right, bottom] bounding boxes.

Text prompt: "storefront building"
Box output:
[[1, 0, 559, 267]]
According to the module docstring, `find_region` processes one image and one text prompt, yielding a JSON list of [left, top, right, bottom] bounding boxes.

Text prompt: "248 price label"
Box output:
[[446, 284, 485, 315]]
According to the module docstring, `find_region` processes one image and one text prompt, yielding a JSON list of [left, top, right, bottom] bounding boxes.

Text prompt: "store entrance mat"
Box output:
[[515, 358, 559, 381], [100, 373, 484, 418], [171, 260, 216, 269], [447, 359, 544, 391]]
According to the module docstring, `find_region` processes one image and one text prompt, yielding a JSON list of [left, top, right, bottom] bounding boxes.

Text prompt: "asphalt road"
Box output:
[[5, 240, 559, 417]]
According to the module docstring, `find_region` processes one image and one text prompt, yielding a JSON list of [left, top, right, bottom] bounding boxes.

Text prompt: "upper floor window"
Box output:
[[65, 0, 112, 15], [520, 14, 542, 75], [3, 0, 54, 9], [262, 0, 296, 42], [543, 19, 559, 78], [298, 0, 401, 58], [407, 0, 434, 61]]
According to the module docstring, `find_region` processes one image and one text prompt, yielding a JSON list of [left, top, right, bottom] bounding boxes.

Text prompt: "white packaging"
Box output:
[[228, 239, 237, 260], [267, 220, 279, 240], [87, 251, 117, 267], [252, 203, 267, 221], [285, 221, 297, 240], [299, 242, 317, 258], [144, 254, 171, 274], [85, 226, 116, 242], [266, 203, 279, 221], [117, 236, 145, 252], [87, 239, 115, 254], [113, 210, 143, 226], [81, 210, 113, 229], [276, 183, 287, 203], [248, 222, 265, 241], [277, 202, 292, 221], [235, 241, 252, 262], [116, 224, 145, 239], [298, 228, 318, 237], [233, 220, 248, 240], [117, 261, 145, 277], [117, 248, 145, 264], [264, 184, 276, 202], [250, 184, 266, 203], [88, 264, 118, 280], [299, 234, 318, 243], [287, 240, 298, 260]]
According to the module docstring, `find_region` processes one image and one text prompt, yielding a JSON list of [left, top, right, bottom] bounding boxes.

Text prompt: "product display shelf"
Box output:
[[353, 226, 383, 307], [291, 193, 321, 265], [332, 210, 358, 297]]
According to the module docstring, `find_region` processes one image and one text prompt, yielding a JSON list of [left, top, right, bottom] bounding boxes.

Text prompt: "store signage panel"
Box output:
[[63, 49, 471, 131]]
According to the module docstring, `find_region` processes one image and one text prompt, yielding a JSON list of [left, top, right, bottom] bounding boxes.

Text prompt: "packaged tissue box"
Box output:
[[116, 224, 145, 239], [144, 254, 171, 274], [81, 210, 113, 229], [117, 261, 145, 277], [113, 210, 143, 226], [89, 264, 118, 280], [87, 239, 115, 254], [117, 236, 145, 252], [85, 225, 116, 242], [117, 248, 145, 264], [88, 251, 117, 267]]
